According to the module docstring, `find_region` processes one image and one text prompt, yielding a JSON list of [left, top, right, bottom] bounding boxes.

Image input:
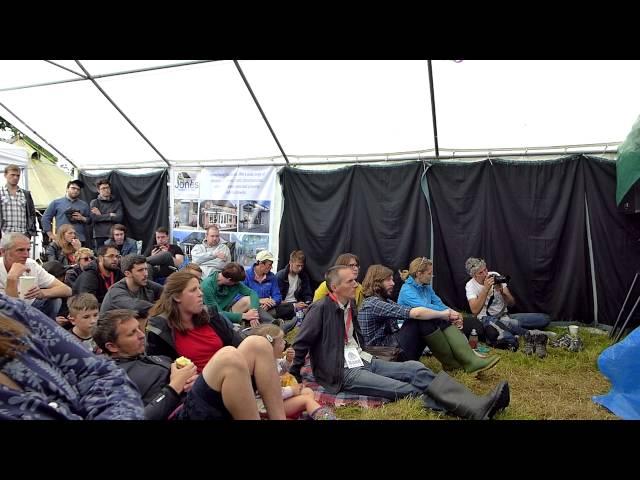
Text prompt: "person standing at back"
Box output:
[[42, 179, 91, 246], [0, 164, 38, 241], [90, 179, 123, 250]]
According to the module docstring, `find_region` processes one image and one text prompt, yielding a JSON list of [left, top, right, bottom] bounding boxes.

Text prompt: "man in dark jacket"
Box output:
[[100, 254, 163, 314], [98, 308, 280, 420], [90, 179, 123, 250], [73, 245, 123, 305], [290, 265, 511, 420], [94, 309, 198, 420], [275, 249, 313, 321]]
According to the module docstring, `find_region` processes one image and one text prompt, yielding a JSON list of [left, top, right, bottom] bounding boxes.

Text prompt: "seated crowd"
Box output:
[[0, 173, 553, 420]]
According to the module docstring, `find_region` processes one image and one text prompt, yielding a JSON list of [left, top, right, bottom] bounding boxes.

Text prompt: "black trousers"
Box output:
[[395, 318, 452, 361]]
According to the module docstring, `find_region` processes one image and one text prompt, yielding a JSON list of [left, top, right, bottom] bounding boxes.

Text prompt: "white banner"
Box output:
[[170, 166, 277, 267]]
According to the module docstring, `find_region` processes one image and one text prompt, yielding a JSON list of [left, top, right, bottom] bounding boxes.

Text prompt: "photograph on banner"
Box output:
[[238, 200, 271, 234], [172, 229, 204, 259], [173, 170, 201, 199], [173, 199, 199, 229], [199, 200, 238, 232], [230, 233, 270, 267]]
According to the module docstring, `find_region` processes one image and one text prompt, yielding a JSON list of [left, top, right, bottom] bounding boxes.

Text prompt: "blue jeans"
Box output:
[[31, 298, 62, 320], [341, 358, 445, 411], [510, 313, 551, 330]]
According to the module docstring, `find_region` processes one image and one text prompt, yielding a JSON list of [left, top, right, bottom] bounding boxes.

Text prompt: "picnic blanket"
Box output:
[[300, 358, 390, 408]]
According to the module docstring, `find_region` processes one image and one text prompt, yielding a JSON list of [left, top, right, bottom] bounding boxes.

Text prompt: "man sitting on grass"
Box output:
[[290, 265, 511, 420]]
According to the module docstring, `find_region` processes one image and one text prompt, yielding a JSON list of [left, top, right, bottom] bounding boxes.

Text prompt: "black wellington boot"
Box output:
[[424, 371, 510, 420]]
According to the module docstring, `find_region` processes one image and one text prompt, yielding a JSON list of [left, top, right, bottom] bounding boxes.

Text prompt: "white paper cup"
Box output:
[[18, 276, 36, 299], [568, 325, 579, 336]]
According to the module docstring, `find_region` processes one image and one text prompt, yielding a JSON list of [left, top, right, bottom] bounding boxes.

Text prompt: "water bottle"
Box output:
[[469, 329, 479, 349]]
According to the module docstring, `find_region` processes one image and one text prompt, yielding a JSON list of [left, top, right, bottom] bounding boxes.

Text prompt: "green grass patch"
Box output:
[[289, 326, 618, 420]]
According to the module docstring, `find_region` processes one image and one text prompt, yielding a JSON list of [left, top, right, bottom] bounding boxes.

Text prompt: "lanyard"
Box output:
[[101, 271, 115, 289], [328, 292, 352, 345]]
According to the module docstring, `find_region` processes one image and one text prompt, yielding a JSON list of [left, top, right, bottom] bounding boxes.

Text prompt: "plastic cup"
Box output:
[[568, 325, 579, 337], [18, 276, 36, 299]]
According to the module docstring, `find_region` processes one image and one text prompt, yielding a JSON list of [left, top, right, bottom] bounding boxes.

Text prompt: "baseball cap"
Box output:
[[255, 250, 274, 263]]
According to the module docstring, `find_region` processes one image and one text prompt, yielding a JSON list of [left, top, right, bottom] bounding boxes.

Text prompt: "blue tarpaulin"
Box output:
[[593, 326, 640, 419]]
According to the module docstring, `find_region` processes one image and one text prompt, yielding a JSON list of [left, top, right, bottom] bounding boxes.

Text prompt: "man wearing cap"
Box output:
[[100, 254, 163, 314], [0, 164, 38, 240], [90, 178, 124, 250], [244, 251, 286, 328], [42, 179, 92, 246]]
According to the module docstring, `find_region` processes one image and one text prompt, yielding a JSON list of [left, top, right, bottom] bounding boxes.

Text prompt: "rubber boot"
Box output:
[[442, 325, 500, 374], [522, 331, 535, 355], [534, 332, 548, 359], [423, 329, 462, 372], [424, 371, 510, 420]]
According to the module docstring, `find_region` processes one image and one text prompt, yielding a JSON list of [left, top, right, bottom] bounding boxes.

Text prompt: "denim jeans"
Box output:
[[510, 313, 551, 330], [341, 358, 444, 410], [31, 298, 62, 320]]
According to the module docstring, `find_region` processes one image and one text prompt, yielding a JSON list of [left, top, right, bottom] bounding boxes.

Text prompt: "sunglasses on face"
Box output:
[[79, 256, 94, 261]]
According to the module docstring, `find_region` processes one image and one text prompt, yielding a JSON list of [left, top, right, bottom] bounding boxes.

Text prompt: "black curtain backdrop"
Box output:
[[79, 170, 169, 254], [427, 156, 592, 323], [278, 163, 431, 291], [583, 156, 640, 327]]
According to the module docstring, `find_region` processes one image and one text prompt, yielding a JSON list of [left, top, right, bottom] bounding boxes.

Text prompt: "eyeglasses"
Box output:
[[79, 257, 94, 261], [347, 263, 359, 268]]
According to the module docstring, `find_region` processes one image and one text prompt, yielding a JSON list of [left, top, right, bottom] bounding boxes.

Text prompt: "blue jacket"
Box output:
[[243, 265, 282, 304], [397, 276, 447, 310], [42, 196, 92, 242], [0, 293, 144, 420], [105, 237, 139, 256]]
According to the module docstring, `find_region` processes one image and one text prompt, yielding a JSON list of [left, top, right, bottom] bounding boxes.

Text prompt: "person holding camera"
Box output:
[[464, 257, 551, 357], [42, 179, 92, 246]]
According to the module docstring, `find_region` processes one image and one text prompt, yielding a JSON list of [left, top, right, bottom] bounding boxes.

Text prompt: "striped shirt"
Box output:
[[0, 185, 27, 235]]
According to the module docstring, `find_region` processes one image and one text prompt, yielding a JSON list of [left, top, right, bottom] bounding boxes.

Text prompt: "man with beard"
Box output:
[[90, 179, 123, 250], [73, 245, 123, 305], [290, 265, 510, 420], [42, 179, 92, 246], [100, 254, 163, 314], [360, 264, 500, 373]]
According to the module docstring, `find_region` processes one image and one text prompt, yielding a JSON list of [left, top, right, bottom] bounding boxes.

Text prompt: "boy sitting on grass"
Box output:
[[67, 293, 100, 353]]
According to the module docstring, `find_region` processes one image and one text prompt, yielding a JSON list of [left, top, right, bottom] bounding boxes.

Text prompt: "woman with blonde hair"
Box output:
[[146, 271, 286, 420], [46, 224, 81, 267]]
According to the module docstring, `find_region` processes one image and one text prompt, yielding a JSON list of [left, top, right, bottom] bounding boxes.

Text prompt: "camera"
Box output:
[[491, 274, 510, 284], [64, 208, 81, 222]]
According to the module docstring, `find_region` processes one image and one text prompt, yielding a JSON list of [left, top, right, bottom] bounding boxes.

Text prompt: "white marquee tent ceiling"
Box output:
[[0, 60, 637, 170]]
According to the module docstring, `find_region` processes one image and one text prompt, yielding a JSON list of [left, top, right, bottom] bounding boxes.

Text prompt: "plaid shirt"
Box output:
[[358, 296, 411, 346], [0, 185, 27, 234]]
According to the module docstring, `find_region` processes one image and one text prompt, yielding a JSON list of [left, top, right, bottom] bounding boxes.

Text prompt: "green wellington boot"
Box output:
[[442, 325, 500, 374], [423, 329, 462, 372]]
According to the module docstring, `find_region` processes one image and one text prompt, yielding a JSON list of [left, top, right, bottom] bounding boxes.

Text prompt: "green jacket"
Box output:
[[202, 270, 260, 323]]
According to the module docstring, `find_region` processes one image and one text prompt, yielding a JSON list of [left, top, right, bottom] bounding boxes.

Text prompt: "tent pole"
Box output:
[[74, 61, 171, 168], [234, 60, 290, 165], [0, 101, 78, 170], [427, 60, 440, 160], [585, 190, 599, 326]]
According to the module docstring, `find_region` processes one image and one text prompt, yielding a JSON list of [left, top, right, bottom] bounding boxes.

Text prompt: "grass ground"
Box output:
[[287, 327, 618, 420]]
